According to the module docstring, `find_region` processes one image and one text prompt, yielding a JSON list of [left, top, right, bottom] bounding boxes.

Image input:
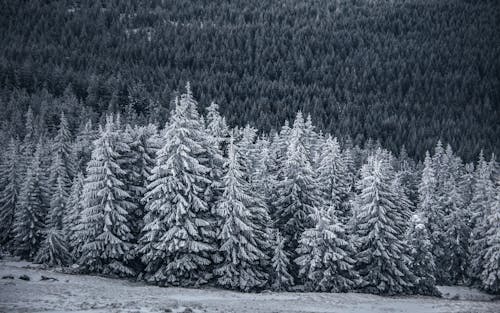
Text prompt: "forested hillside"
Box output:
[[0, 0, 499, 160]]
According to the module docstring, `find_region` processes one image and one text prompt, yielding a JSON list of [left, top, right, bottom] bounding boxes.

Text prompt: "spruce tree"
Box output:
[[13, 140, 46, 260], [295, 207, 357, 292], [0, 137, 20, 246], [78, 116, 136, 277], [64, 172, 85, 257], [352, 149, 414, 295], [214, 136, 270, 291], [139, 92, 215, 287], [48, 112, 74, 192], [407, 214, 440, 296], [270, 230, 294, 291]]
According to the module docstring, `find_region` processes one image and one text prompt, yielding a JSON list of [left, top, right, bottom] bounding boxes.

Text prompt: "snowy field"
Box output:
[[0, 260, 498, 313]]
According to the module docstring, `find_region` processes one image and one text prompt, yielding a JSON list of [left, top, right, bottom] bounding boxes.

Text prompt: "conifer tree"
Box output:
[[78, 116, 136, 277], [214, 136, 270, 291], [479, 183, 500, 294], [273, 112, 321, 273], [352, 149, 414, 295], [64, 172, 85, 257], [270, 230, 294, 291], [139, 92, 215, 287], [13, 140, 46, 260], [73, 119, 97, 173], [0, 137, 20, 246], [295, 207, 357, 292], [407, 214, 440, 296], [48, 112, 74, 192]]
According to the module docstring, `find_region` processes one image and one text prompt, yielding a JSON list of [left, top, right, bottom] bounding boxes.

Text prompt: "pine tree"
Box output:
[[469, 152, 496, 284], [316, 136, 351, 222], [214, 136, 270, 291], [352, 149, 414, 295], [479, 183, 500, 294], [0, 137, 20, 246], [139, 91, 215, 287], [407, 214, 440, 296], [270, 230, 294, 291], [273, 112, 321, 275], [63, 172, 85, 257], [78, 116, 136, 277], [48, 112, 74, 192], [73, 119, 97, 174], [13, 140, 46, 260], [34, 228, 72, 267], [295, 207, 357, 292]]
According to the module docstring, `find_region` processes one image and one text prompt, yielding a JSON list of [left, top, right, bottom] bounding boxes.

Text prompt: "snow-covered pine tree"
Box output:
[[316, 135, 351, 223], [139, 92, 215, 287], [63, 172, 84, 257], [78, 115, 136, 277], [205, 101, 229, 153], [48, 112, 74, 192], [0, 137, 20, 246], [479, 181, 500, 294], [73, 119, 97, 174], [13, 140, 46, 260], [406, 214, 440, 296], [469, 152, 496, 285], [273, 112, 321, 276], [352, 149, 414, 295], [214, 135, 270, 291], [295, 206, 357, 292], [270, 230, 294, 291]]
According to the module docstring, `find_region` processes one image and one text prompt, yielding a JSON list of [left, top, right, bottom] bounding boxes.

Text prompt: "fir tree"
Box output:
[[78, 116, 136, 277], [0, 137, 20, 246], [48, 112, 74, 192], [63, 172, 85, 257], [214, 136, 270, 291], [139, 91, 215, 287], [270, 230, 294, 291], [295, 207, 357, 292], [34, 228, 72, 267], [352, 149, 414, 295], [13, 140, 46, 260], [407, 214, 440, 296]]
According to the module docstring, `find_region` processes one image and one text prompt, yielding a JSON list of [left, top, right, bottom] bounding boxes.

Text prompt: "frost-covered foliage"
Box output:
[[78, 116, 136, 277], [64, 172, 84, 257], [270, 230, 294, 291], [352, 149, 414, 295], [214, 136, 270, 291], [0, 138, 20, 246], [139, 86, 215, 287], [407, 214, 440, 296], [13, 140, 47, 260], [295, 207, 358, 292], [34, 229, 71, 267]]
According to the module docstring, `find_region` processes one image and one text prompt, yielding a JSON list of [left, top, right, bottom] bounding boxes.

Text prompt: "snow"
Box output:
[[1, 260, 499, 313]]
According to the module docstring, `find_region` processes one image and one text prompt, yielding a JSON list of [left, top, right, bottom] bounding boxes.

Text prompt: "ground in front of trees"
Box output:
[[0, 259, 498, 313]]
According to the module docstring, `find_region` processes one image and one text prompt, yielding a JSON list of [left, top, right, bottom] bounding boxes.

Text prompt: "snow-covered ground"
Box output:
[[0, 260, 498, 313]]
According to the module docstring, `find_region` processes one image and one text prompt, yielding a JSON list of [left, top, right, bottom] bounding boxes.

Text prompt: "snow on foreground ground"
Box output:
[[0, 261, 498, 313]]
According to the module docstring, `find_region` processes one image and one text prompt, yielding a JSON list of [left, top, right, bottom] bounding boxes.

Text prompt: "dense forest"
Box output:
[[0, 0, 499, 160], [0, 85, 498, 295]]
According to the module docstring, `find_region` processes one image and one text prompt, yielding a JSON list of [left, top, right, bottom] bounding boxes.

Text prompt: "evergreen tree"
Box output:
[[48, 112, 74, 193], [295, 207, 357, 292], [78, 116, 136, 277], [0, 137, 20, 246], [479, 182, 500, 294], [73, 119, 97, 174], [270, 230, 294, 291], [13, 140, 46, 260], [273, 112, 321, 275], [34, 228, 72, 267], [64, 172, 85, 257], [407, 214, 440, 296], [139, 92, 215, 287], [352, 149, 414, 295], [214, 136, 270, 291]]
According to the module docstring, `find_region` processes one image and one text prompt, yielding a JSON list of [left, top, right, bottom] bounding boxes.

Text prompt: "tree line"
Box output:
[[0, 84, 498, 295]]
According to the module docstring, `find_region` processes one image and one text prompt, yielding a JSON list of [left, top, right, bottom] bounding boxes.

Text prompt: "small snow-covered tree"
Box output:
[[78, 116, 136, 277], [139, 90, 215, 287], [34, 228, 72, 267], [295, 207, 357, 292], [406, 214, 440, 296], [352, 149, 414, 295], [270, 230, 294, 291], [48, 112, 74, 192], [63, 172, 85, 257], [13, 140, 46, 260], [479, 183, 500, 294], [73, 119, 97, 173], [0, 137, 20, 246], [214, 136, 270, 291]]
